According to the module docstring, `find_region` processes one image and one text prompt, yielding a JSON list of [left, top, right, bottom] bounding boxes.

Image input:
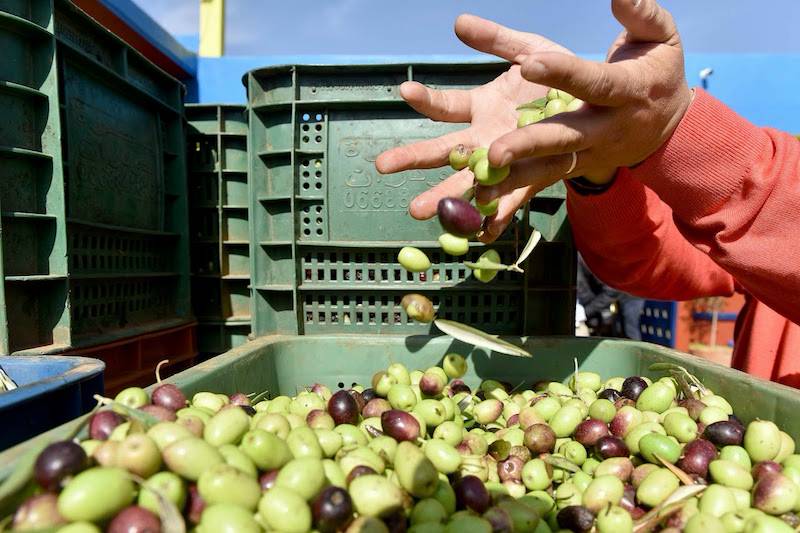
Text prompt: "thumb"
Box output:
[[611, 0, 679, 45]]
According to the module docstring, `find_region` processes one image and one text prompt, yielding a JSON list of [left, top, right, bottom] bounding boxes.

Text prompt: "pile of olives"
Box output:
[[397, 89, 582, 323], [7, 353, 800, 533]]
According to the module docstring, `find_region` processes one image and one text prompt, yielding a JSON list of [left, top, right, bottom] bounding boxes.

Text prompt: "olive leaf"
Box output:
[[364, 425, 384, 439], [516, 97, 548, 111], [463, 260, 511, 272], [654, 453, 695, 485], [129, 474, 186, 533], [456, 394, 474, 412], [93, 395, 160, 429], [488, 440, 511, 461], [542, 455, 580, 473], [648, 363, 707, 396], [433, 319, 532, 358], [508, 230, 542, 274]]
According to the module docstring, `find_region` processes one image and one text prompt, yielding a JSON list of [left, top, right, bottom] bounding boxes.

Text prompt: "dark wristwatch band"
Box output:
[[567, 175, 617, 196]]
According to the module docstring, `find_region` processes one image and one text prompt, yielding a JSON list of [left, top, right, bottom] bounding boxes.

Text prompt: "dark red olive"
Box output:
[[361, 388, 378, 404], [107, 505, 161, 533], [449, 380, 471, 395], [574, 419, 610, 447], [598, 389, 622, 403], [619, 484, 636, 512], [437, 197, 482, 238], [151, 383, 186, 412], [383, 509, 408, 533], [676, 439, 717, 477], [497, 456, 525, 483], [259, 470, 280, 491], [703, 421, 744, 446], [728, 414, 745, 430], [506, 414, 520, 428], [595, 436, 629, 460], [346, 465, 378, 486], [557, 505, 595, 533], [362, 399, 392, 419], [678, 398, 707, 421], [630, 507, 646, 520], [524, 424, 556, 454], [89, 410, 124, 441], [484, 506, 514, 533], [381, 410, 420, 442], [753, 461, 783, 481], [610, 409, 638, 438], [139, 404, 177, 422], [347, 389, 366, 413], [34, 441, 89, 491], [312, 486, 354, 533], [328, 390, 359, 426], [621, 377, 647, 401], [454, 475, 490, 514], [187, 484, 205, 525]]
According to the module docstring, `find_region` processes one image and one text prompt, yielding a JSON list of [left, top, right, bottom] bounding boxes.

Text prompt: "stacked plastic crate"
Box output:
[[0, 0, 195, 393], [186, 104, 252, 357]]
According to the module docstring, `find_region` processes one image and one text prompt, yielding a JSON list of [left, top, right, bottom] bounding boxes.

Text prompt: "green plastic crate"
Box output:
[[245, 64, 576, 338], [4, 334, 800, 515], [186, 104, 251, 357], [0, 0, 191, 354]]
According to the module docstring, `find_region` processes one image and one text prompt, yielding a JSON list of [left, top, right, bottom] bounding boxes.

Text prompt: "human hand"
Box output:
[[375, 14, 571, 242], [482, 0, 692, 210]]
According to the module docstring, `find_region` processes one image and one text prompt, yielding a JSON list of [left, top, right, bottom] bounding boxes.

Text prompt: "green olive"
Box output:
[[685, 513, 726, 533], [163, 437, 224, 481], [198, 463, 262, 511], [624, 422, 666, 455], [258, 487, 312, 533], [425, 439, 462, 474], [439, 233, 470, 256], [57, 467, 135, 523], [582, 475, 624, 512], [743, 515, 796, 533], [239, 429, 292, 471], [636, 468, 679, 507], [700, 407, 730, 426], [468, 148, 489, 172], [639, 433, 682, 464], [596, 505, 633, 533], [411, 498, 449, 525], [476, 199, 499, 217], [636, 383, 675, 414], [663, 412, 698, 443], [543, 99, 567, 118], [473, 158, 510, 187], [399, 247, 432, 273], [350, 474, 405, 517], [699, 484, 737, 518], [533, 397, 562, 422], [203, 406, 250, 447], [589, 399, 616, 423], [719, 446, 752, 470], [549, 406, 584, 438], [449, 144, 472, 171], [517, 109, 545, 128], [315, 428, 344, 458], [708, 460, 754, 490], [744, 420, 782, 463], [197, 503, 263, 533], [522, 459, 552, 491]]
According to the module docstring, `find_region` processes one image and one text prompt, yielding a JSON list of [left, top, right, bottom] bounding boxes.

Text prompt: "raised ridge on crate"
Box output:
[[244, 63, 576, 338]]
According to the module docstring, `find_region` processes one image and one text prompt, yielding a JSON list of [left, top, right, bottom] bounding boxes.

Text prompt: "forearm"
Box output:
[[567, 171, 736, 301], [629, 89, 800, 324]]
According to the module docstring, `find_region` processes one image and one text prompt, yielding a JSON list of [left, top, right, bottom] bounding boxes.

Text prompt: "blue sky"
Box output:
[[132, 0, 800, 56]]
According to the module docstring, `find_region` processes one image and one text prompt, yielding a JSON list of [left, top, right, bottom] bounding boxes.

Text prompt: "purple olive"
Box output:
[[678, 398, 707, 421], [383, 509, 408, 533], [89, 410, 124, 441], [187, 484, 205, 525], [437, 197, 482, 238], [34, 441, 89, 491], [753, 473, 799, 515], [676, 438, 717, 478], [595, 436, 629, 459], [619, 484, 636, 512], [524, 424, 556, 454], [259, 470, 280, 491], [381, 410, 421, 442], [328, 390, 359, 426], [347, 465, 378, 485], [151, 383, 187, 412], [598, 389, 622, 403], [12, 494, 65, 530], [361, 388, 378, 404], [484, 506, 514, 533], [753, 461, 783, 481], [575, 419, 610, 447], [454, 475, 491, 514], [312, 486, 354, 533], [229, 392, 251, 407], [107, 505, 161, 533], [140, 404, 177, 422], [557, 505, 595, 533], [497, 456, 525, 483], [704, 421, 744, 446], [621, 377, 648, 401], [610, 409, 638, 438]]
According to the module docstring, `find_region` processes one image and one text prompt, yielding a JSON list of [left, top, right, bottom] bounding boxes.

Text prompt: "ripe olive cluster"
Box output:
[[10, 355, 800, 533], [396, 90, 580, 324]]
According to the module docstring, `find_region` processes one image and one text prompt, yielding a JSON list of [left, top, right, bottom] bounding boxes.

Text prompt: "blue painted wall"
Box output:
[[190, 53, 800, 133]]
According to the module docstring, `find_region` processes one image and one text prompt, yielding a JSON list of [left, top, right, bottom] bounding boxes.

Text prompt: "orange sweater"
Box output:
[[567, 89, 800, 387]]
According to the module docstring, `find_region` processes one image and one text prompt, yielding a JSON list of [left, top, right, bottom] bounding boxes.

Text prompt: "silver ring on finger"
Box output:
[[565, 152, 578, 176]]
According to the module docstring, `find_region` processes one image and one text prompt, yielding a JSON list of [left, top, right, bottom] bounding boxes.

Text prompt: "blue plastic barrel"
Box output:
[[0, 356, 104, 451]]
